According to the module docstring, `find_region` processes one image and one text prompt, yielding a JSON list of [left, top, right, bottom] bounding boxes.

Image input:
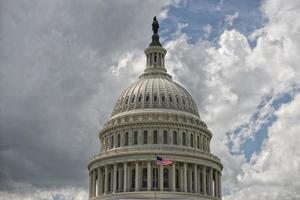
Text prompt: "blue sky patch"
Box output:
[[161, 0, 267, 44]]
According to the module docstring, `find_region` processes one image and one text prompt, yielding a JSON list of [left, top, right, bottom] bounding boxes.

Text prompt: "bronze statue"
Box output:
[[152, 16, 159, 34]]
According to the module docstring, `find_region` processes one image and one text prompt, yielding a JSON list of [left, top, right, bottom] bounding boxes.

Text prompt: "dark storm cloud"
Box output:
[[0, 0, 169, 191]]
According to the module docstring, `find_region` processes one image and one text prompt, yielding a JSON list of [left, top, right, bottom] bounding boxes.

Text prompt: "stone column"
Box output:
[[194, 164, 198, 193], [113, 164, 117, 193], [202, 166, 206, 195], [183, 162, 187, 192], [188, 166, 193, 192], [89, 171, 92, 198], [135, 162, 139, 191], [171, 162, 176, 191], [218, 172, 222, 199], [104, 166, 108, 194], [92, 170, 96, 197], [147, 161, 152, 191], [159, 165, 163, 191], [214, 170, 219, 197], [123, 162, 128, 192], [209, 167, 213, 196], [97, 168, 101, 196]]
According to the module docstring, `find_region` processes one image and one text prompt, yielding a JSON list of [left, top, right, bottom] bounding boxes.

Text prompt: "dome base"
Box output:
[[90, 191, 218, 200]]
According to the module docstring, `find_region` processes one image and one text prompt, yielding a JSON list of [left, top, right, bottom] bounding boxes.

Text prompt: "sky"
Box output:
[[0, 0, 300, 199]]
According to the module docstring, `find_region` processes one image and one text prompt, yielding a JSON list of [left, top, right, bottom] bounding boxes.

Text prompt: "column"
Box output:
[[188, 166, 192, 192], [209, 167, 213, 196], [218, 172, 222, 199], [171, 162, 176, 191], [104, 165, 108, 194], [147, 161, 152, 191], [159, 165, 163, 191], [135, 162, 139, 191], [113, 164, 117, 193], [92, 169, 96, 197], [214, 170, 218, 197], [202, 166, 206, 195], [183, 162, 187, 192], [123, 162, 128, 192], [194, 164, 198, 193], [89, 171, 92, 198], [118, 167, 122, 192], [97, 168, 102, 196]]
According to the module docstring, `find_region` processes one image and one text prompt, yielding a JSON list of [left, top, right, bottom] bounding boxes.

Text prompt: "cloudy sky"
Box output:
[[0, 0, 300, 199]]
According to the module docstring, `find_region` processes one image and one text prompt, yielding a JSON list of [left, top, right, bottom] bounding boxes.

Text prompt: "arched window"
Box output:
[[117, 134, 121, 147], [154, 95, 158, 102], [111, 135, 114, 149], [173, 131, 178, 145], [124, 132, 129, 146], [146, 95, 150, 102], [163, 168, 169, 189], [138, 95, 142, 102], [143, 130, 148, 144], [152, 168, 158, 190], [131, 168, 135, 189], [142, 168, 147, 189], [163, 131, 168, 144], [182, 132, 186, 146], [133, 131, 138, 145], [153, 130, 158, 144], [190, 134, 194, 147]]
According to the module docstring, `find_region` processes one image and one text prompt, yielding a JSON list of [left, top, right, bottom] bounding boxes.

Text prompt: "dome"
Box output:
[[88, 17, 222, 200], [111, 75, 200, 117]]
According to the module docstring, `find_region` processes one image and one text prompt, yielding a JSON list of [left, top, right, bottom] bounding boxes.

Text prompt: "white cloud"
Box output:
[[225, 12, 239, 27], [163, 0, 300, 198]]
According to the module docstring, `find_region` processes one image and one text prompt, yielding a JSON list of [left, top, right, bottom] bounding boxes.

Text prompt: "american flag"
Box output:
[[155, 156, 173, 165]]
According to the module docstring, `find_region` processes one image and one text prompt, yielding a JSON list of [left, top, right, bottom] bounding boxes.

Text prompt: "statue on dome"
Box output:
[[152, 16, 159, 34]]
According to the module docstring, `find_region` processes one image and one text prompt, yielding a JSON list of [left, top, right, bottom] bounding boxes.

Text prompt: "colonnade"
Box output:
[[89, 161, 221, 199]]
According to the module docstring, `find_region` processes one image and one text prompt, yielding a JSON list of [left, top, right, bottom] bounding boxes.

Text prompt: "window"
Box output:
[[124, 132, 129, 146], [131, 95, 135, 103], [169, 96, 173, 102], [153, 130, 158, 144], [197, 135, 200, 149], [162, 95, 165, 102], [111, 135, 114, 149], [138, 95, 142, 102], [154, 53, 157, 65], [133, 131, 138, 145], [176, 168, 180, 189], [146, 95, 150, 102], [142, 168, 147, 188], [152, 168, 158, 189], [131, 169, 135, 189], [117, 134, 121, 147], [163, 131, 168, 144], [173, 131, 178, 145], [182, 132, 186, 146], [143, 130, 148, 144], [108, 172, 112, 192], [163, 168, 169, 189], [190, 134, 194, 147], [154, 95, 158, 102]]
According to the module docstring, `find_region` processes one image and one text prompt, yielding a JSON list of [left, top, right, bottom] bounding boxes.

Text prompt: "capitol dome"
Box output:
[[88, 17, 222, 200], [111, 73, 200, 117]]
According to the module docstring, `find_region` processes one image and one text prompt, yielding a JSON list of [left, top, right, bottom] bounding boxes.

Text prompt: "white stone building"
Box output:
[[88, 17, 223, 200]]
